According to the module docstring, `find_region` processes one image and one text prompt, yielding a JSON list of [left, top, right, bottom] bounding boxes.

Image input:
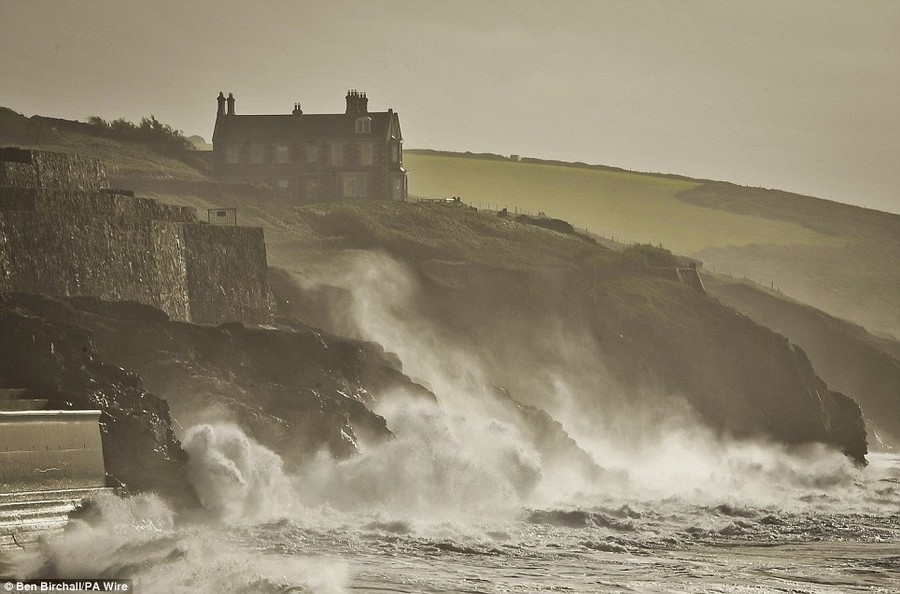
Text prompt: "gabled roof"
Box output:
[[212, 115, 297, 144], [213, 111, 401, 145]]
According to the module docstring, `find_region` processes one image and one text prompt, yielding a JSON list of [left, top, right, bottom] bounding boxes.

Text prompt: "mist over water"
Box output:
[[6, 250, 898, 592], [287, 251, 886, 510]]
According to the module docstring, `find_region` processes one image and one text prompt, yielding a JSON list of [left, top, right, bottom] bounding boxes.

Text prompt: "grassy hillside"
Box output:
[[406, 151, 900, 339], [405, 153, 835, 253], [5, 108, 896, 343], [251, 200, 867, 462], [0, 107, 205, 180]]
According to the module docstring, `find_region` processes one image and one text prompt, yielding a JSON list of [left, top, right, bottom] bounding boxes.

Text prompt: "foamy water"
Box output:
[[6, 429, 898, 594]]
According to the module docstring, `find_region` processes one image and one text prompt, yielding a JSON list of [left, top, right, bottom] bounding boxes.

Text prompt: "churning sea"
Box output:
[[6, 437, 898, 594]]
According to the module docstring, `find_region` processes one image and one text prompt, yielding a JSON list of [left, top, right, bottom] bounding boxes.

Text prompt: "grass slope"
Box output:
[[406, 151, 900, 338], [0, 107, 205, 180], [406, 153, 835, 253]]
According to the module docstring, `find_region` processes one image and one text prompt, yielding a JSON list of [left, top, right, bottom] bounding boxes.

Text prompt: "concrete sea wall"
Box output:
[[0, 147, 271, 324], [0, 410, 106, 493]]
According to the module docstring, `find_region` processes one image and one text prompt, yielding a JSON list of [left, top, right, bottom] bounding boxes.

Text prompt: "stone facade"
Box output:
[[0, 148, 272, 325]]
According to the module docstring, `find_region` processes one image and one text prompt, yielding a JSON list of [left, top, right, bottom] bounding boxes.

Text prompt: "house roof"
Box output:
[[213, 111, 402, 145]]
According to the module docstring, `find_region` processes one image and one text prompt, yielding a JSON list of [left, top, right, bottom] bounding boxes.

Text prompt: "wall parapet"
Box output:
[[0, 147, 108, 193]]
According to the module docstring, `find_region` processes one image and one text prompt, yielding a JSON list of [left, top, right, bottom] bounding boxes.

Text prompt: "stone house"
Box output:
[[211, 90, 407, 201]]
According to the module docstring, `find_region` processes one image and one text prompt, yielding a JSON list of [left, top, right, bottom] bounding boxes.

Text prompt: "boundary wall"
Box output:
[[0, 147, 271, 324]]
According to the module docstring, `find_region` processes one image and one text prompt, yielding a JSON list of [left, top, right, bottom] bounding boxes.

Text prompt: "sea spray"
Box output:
[[295, 397, 542, 516], [5, 478, 349, 593], [283, 250, 888, 513], [183, 423, 295, 523], [8, 492, 174, 579], [6, 415, 896, 592]]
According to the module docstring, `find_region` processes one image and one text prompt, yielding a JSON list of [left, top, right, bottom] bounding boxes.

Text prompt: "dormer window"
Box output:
[[355, 117, 372, 134]]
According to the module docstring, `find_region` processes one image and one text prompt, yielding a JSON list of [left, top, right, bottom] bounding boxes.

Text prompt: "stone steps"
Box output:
[[0, 487, 114, 551], [0, 388, 28, 399], [0, 387, 47, 411], [0, 399, 48, 410]]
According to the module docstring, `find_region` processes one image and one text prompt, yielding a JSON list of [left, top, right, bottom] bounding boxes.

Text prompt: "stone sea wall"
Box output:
[[183, 223, 271, 325], [0, 148, 271, 324]]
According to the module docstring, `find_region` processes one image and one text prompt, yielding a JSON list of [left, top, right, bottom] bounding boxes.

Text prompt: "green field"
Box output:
[[405, 154, 838, 254], [406, 152, 900, 339]]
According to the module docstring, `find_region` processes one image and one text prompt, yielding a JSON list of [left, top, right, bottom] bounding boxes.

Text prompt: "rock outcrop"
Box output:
[[1, 293, 432, 473], [0, 297, 195, 506]]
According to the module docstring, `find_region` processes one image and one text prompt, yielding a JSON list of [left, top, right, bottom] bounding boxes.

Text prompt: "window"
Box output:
[[330, 144, 344, 166], [305, 144, 318, 163], [355, 117, 372, 134], [339, 174, 368, 198], [277, 179, 289, 190], [251, 144, 265, 164], [305, 178, 318, 199], [225, 145, 239, 164], [360, 143, 374, 166], [275, 145, 289, 164], [390, 143, 401, 164]]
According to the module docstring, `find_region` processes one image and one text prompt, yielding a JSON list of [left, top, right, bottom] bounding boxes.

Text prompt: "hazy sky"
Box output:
[[2, 0, 898, 213]]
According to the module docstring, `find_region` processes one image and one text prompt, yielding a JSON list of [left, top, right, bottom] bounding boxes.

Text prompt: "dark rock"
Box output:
[[0, 297, 196, 507], [2, 293, 432, 472]]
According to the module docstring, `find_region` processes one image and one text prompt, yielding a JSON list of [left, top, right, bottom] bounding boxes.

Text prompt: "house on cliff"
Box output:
[[212, 90, 407, 201]]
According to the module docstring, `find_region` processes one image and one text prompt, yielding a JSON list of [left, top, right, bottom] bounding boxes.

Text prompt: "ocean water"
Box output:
[[6, 434, 898, 594]]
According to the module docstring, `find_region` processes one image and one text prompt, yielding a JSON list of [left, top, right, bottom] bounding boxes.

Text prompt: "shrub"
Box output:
[[84, 114, 193, 158]]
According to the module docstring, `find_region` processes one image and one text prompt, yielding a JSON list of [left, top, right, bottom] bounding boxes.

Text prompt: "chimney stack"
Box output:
[[345, 89, 368, 114], [292, 102, 303, 115], [216, 91, 226, 117], [345, 90, 357, 114], [226, 92, 235, 116]]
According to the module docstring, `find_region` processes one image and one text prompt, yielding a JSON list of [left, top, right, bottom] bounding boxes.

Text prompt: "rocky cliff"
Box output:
[[263, 201, 868, 463], [0, 293, 435, 473], [705, 276, 900, 448]]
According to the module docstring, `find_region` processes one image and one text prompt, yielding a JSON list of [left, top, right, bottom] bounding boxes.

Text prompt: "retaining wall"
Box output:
[[0, 148, 271, 324], [184, 223, 271, 324]]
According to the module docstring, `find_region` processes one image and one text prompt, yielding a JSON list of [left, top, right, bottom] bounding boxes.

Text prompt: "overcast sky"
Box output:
[[2, 0, 898, 213]]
